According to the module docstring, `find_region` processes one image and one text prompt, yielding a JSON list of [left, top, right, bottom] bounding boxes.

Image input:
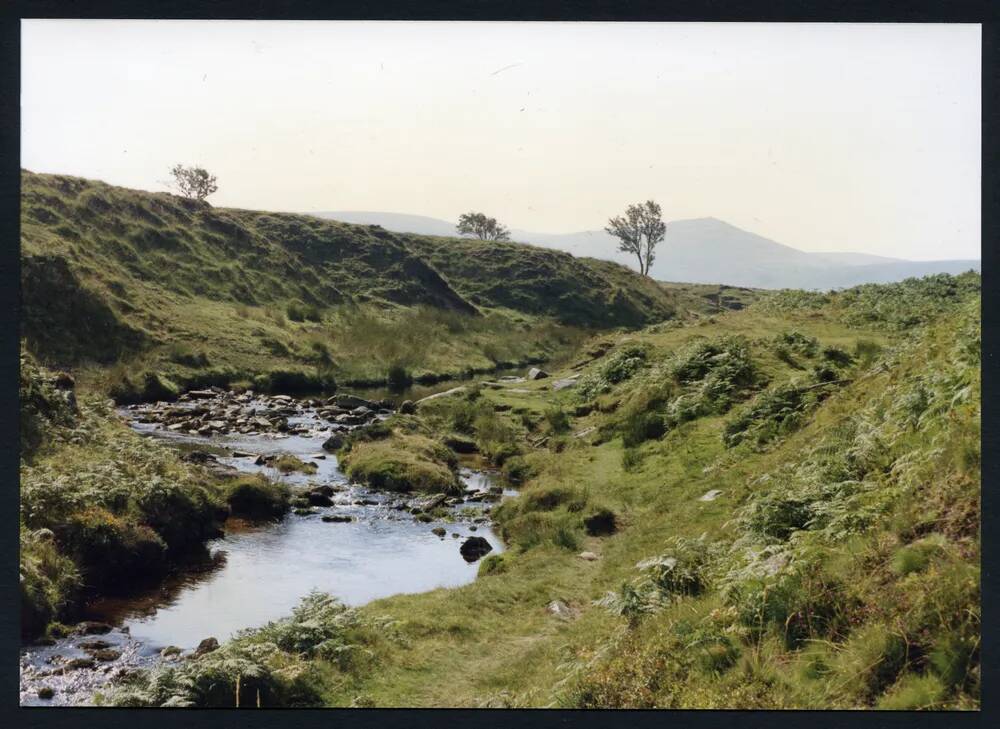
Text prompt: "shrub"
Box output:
[[386, 364, 413, 392], [58, 508, 168, 588], [286, 300, 322, 322], [832, 623, 908, 700], [890, 534, 947, 577], [477, 553, 512, 577], [621, 411, 666, 448], [853, 339, 882, 367], [773, 331, 819, 357], [20, 528, 81, 639], [501, 456, 533, 486], [544, 407, 570, 434], [577, 344, 648, 398], [133, 479, 224, 552], [499, 510, 583, 552], [273, 454, 318, 475], [583, 507, 617, 536], [622, 447, 644, 473], [598, 535, 718, 622], [877, 674, 947, 710], [226, 476, 290, 520], [821, 346, 853, 367]]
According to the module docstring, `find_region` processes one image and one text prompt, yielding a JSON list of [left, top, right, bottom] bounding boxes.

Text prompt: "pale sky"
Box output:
[[22, 20, 980, 260]]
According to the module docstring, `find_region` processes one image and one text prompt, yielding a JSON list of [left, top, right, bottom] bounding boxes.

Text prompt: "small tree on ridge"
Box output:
[[605, 200, 666, 277], [457, 212, 510, 241], [169, 164, 218, 202]]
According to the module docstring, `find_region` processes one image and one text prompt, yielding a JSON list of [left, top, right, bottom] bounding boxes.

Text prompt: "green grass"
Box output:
[[207, 274, 977, 710], [21, 170, 680, 397], [18, 173, 980, 708]]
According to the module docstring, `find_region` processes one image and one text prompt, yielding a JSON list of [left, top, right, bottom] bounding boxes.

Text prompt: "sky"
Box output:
[[21, 21, 981, 260]]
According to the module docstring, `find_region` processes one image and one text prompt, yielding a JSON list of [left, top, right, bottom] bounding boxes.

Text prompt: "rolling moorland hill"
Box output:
[[20, 171, 679, 394], [21, 271, 979, 708], [317, 211, 980, 290]]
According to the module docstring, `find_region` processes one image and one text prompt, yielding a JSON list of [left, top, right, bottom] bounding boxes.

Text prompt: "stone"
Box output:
[[527, 367, 549, 380], [92, 648, 122, 662], [552, 375, 580, 391], [699, 489, 723, 502], [399, 400, 416, 414], [309, 453, 327, 460], [160, 646, 182, 658], [293, 507, 317, 516], [578, 551, 599, 561], [322, 514, 353, 523], [231, 450, 257, 458], [334, 394, 374, 410], [53, 372, 75, 390], [33, 528, 56, 543], [431, 527, 447, 537], [313, 484, 335, 496], [37, 686, 55, 699], [65, 657, 96, 670], [459, 536, 493, 562], [193, 637, 219, 658], [78, 639, 112, 651], [186, 390, 216, 400], [546, 600, 574, 619], [76, 621, 112, 635], [307, 491, 334, 507]]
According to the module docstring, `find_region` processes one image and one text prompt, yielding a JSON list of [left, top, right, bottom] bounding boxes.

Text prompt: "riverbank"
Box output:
[[21, 381, 513, 706]]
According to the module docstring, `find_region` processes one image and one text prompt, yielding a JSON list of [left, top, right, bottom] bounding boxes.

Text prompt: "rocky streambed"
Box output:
[[20, 387, 513, 706]]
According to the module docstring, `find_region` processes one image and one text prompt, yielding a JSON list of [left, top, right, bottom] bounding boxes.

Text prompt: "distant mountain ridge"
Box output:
[[314, 211, 980, 290]]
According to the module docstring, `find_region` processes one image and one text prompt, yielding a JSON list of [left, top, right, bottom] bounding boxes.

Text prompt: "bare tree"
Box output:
[[457, 212, 511, 241], [605, 200, 666, 277], [168, 164, 218, 201]]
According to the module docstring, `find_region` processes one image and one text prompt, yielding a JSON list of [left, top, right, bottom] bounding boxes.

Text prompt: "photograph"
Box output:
[[16, 19, 981, 710]]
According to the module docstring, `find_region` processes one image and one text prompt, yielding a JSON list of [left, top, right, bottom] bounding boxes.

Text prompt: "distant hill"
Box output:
[[316, 211, 980, 290]]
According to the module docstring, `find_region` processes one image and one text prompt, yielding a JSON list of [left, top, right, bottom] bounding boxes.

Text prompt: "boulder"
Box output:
[[546, 600, 574, 619], [307, 491, 334, 507], [322, 514, 353, 523], [322, 433, 346, 452], [334, 394, 374, 410], [193, 637, 219, 658], [76, 621, 112, 635], [527, 367, 549, 380], [37, 687, 55, 700], [65, 657, 96, 670], [53, 372, 75, 390], [78, 639, 112, 651], [92, 648, 122, 662], [431, 527, 446, 537], [33, 528, 56, 543], [399, 400, 416, 414], [459, 536, 493, 562]]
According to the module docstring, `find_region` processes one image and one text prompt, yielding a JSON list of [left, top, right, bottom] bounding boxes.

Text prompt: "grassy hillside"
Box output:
[[104, 272, 980, 709], [21, 171, 679, 396]]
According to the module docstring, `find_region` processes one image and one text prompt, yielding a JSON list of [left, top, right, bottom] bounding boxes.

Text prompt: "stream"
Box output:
[[20, 385, 516, 706]]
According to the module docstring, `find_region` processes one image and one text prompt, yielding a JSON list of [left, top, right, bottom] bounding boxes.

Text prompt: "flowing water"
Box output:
[[20, 392, 514, 706]]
